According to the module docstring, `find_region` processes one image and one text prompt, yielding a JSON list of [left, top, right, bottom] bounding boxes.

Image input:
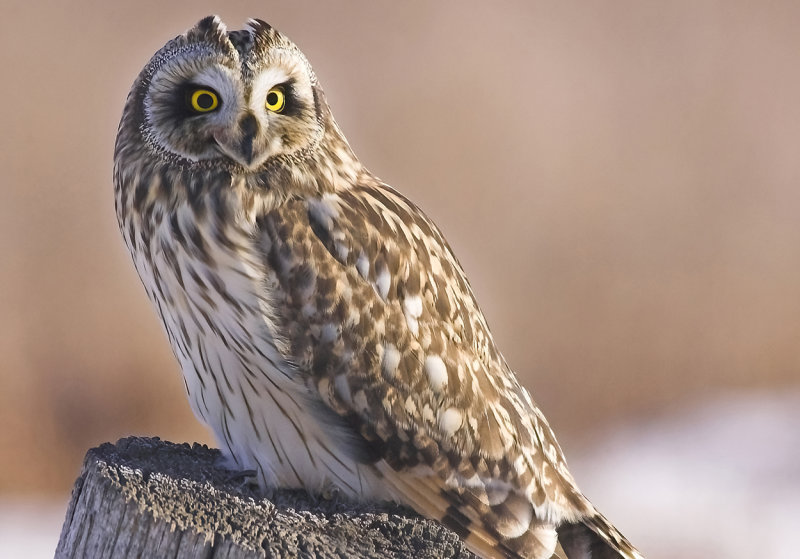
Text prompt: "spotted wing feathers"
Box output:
[[255, 181, 605, 558]]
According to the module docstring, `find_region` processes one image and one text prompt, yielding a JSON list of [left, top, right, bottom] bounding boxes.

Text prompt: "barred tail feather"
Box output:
[[376, 461, 641, 559], [557, 511, 644, 559], [378, 462, 560, 559]]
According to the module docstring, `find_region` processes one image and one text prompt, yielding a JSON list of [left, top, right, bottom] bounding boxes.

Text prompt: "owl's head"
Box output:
[[125, 16, 331, 173]]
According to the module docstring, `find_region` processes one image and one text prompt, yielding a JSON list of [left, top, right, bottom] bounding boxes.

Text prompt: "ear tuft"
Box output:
[[190, 15, 227, 38], [246, 18, 272, 35], [246, 17, 295, 60], [183, 15, 236, 56]]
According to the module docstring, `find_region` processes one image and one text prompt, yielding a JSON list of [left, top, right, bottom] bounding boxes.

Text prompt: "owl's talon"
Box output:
[[321, 484, 341, 501], [222, 468, 257, 484]]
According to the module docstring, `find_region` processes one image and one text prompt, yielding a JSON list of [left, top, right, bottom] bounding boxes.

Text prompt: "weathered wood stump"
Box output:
[[55, 437, 476, 558]]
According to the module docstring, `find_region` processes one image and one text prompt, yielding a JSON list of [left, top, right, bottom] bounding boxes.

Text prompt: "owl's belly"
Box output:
[[175, 335, 361, 496], [137, 219, 387, 500]]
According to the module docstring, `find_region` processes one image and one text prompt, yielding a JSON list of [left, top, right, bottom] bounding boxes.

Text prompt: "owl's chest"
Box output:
[[133, 208, 290, 393], [126, 205, 372, 493]]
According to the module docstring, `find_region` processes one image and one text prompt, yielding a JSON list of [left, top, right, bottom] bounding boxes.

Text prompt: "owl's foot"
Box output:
[[222, 467, 260, 493], [321, 483, 341, 501], [213, 454, 259, 490], [222, 468, 258, 485]]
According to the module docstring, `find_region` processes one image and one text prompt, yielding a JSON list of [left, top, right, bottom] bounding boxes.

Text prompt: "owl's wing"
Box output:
[[256, 182, 587, 557]]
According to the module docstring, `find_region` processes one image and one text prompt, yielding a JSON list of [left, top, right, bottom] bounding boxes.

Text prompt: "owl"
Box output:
[[114, 16, 643, 559]]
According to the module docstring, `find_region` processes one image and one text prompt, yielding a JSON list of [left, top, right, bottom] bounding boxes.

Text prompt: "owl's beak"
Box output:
[[213, 113, 265, 170], [236, 113, 258, 165]]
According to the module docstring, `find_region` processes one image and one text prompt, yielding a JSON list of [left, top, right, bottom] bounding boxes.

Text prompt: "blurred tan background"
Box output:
[[1, 1, 799, 557]]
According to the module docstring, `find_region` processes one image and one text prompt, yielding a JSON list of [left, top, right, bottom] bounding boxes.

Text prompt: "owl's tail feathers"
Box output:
[[378, 462, 560, 559], [378, 461, 642, 559], [556, 511, 644, 559]]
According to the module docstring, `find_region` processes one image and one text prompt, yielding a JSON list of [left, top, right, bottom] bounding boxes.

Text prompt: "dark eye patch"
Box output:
[[275, 80, 304, 117], [174, 83, 220, 118]]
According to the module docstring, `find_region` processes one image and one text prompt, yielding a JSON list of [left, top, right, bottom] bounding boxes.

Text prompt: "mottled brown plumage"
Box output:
[[114, 16, 643, 559]]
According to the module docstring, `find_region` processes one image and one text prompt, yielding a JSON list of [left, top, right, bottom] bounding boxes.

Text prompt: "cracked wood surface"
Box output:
[[55, 436, 477, 559]]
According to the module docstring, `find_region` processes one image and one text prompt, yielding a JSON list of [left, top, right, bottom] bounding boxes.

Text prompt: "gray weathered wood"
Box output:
[[55, 437, 476, 558]]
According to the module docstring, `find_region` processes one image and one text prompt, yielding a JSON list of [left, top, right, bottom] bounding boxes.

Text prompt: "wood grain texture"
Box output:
[[55, 436, 477, 558]]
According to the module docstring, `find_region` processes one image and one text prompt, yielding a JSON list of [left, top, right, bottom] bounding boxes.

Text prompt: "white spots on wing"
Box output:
[[422, 404, 435, 425], [382, 344, 401, 379], [356, 251, 369, 279], [424, 355, 448, 393], [485, 482, 511, 506], [494, 496, 534, 539], [308, 195, 340, 230], [439, 407, 463, 435], [334, 374, 352, 405], [308, 194, 339, 219], [335, 241, 349, 261], [375, 266, 390, 300], [404, 396, 417, 416], [302, 302, 318, 318], [320, 323, 338, 344], [403, 294, 423, 335], [353, 389, 369, 413], [462, 473, 483, 489]]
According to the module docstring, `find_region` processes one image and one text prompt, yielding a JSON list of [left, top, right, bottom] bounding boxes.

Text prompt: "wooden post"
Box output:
[[55, 437, 476, 558]]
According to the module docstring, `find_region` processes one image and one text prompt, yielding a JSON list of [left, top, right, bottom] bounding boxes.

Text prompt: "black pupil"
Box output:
[[196, 93, 214, 109], [267, 92, 280, 106]]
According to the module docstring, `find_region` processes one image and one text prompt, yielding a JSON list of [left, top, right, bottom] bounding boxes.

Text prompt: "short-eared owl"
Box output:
[[114, 16, 643, 559]]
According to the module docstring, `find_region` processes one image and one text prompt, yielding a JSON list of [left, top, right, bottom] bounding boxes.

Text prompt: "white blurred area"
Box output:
[[0, 499, 65, 559], [571, 390, 800, 559], [2, 391, 797, 559]]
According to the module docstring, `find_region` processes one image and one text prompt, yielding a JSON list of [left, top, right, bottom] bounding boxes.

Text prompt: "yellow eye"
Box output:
[[188, 88, 219, 113], [266, 86, 286, 112]]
